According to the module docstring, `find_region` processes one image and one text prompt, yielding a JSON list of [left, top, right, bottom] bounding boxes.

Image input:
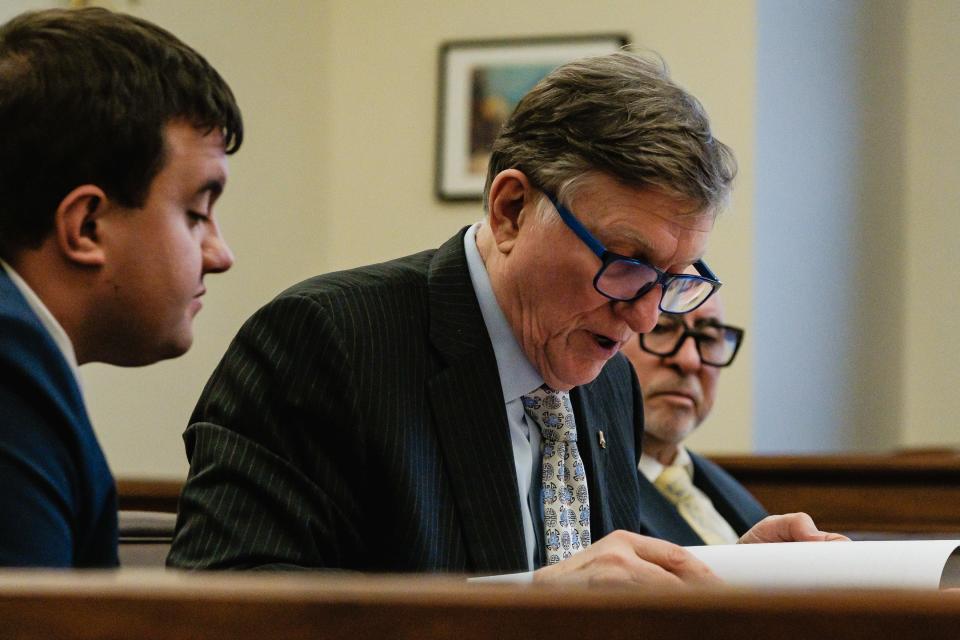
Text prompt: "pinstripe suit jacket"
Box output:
[[168, 228, 646, 573]]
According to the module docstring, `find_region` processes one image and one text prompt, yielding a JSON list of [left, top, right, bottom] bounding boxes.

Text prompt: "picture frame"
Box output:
[[435, 34, 629, 201]]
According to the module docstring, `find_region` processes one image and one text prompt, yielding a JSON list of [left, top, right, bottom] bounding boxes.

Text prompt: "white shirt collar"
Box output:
[[1, 258, 81, 382], [638, 446, 693, 483], [463, 223, 543, 400]]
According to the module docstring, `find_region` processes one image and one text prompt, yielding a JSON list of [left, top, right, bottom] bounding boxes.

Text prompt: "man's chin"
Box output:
[[650, 429, 695, 447], [645, 411, 697, 443], [542, 362, 607, 391], [160, 336, 194, 362], [118, 334, 193, 367]]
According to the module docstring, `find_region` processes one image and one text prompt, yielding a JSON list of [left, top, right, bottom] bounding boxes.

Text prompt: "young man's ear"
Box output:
[[54, 185, 109, 267], [486, 168, 538, 254]]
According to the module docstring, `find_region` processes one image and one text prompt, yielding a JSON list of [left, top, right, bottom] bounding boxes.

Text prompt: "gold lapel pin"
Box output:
[[598, 431, 607, 449]]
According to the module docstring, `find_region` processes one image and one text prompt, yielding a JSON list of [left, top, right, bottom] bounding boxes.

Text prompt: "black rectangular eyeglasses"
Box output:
[[544, 192, 721, 314], [640, 316, 745, 367]]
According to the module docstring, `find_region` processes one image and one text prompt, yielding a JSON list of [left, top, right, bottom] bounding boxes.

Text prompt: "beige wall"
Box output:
[[70, 0, 758, 477], [902, 0, 960, 446], [80, 0, 336, 477], [317, 0, 758, 460], [6, 0, 954, 477]]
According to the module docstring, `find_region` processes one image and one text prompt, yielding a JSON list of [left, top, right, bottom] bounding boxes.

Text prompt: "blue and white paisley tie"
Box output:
[[522, 385, 591, 565]]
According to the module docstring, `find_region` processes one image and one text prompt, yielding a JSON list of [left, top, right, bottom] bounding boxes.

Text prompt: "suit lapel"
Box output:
[[635, 474, 706, 545], [691, 454, 756, 536], [571, 371, 643, 540], [0, 268, 92, 433], [570, 385, 612, 537], [426, 230, 527, 573], [637, 452, 762, 544]]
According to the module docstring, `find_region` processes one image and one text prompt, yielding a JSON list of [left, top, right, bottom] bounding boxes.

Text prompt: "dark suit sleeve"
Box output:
[[167, 294, 369, 569], [0, 380, 77, 567]]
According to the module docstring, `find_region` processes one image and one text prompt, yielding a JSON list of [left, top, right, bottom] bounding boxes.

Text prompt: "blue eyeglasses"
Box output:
[[544, 192, 721, 314]]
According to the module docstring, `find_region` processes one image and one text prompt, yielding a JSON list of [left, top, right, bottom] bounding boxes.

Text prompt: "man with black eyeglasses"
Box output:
[[170, 51, 843, 583], [622, 292, 769, 545]]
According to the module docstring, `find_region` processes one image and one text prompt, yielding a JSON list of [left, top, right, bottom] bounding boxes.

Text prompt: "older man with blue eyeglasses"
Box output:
[[169, 51, 842, 584]]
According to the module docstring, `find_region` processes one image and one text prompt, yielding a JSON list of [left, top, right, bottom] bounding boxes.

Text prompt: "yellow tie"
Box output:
[[653, 465, 738, 545]]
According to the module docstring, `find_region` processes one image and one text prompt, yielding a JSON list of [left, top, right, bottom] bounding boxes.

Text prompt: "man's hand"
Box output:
[[738, 512, 849, 544], [532, 530, 722, 587]]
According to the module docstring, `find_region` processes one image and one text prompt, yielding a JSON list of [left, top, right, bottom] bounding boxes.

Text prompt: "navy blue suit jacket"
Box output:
[[635, 450, 767, 545], [0, 268, 117, 567]]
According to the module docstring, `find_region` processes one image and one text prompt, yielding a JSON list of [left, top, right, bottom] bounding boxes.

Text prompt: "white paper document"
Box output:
[[687, 540, 960, 590]]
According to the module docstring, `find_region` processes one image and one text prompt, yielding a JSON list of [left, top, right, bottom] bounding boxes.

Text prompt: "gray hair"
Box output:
[[483, 51, 736, 216]]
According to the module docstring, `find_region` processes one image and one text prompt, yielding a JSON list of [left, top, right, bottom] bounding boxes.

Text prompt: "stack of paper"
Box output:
[[688, 540, 960, 589]]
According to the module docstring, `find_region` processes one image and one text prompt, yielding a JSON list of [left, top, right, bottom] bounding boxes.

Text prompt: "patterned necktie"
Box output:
[[522, 385, 591, 565], [654, 465, 738, 545]]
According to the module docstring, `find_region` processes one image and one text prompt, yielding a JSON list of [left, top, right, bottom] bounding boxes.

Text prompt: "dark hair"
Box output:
[[484, 52, 735, 216], [0, 8, 243, 258]]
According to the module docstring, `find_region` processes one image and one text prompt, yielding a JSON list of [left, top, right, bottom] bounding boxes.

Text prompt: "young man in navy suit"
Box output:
[[0, 7, 242, 566], [623, 292, 770, 545]]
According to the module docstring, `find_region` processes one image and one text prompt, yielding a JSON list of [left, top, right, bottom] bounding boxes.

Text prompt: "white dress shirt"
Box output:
[[463, 223, 544, 570], [1, 258, 82, 389]]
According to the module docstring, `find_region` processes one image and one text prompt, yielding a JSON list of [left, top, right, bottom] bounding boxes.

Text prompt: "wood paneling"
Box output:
[[116, 479, 181, 513], [1, 571, 960, 640], [710, 453, 960, 533], [116, 451, 960, 534]]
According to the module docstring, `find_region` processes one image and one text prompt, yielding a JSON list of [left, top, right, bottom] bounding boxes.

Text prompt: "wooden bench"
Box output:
[[710, 452, 960, 534], [2, 570, 960, 639], [117, 450, 960, 537]]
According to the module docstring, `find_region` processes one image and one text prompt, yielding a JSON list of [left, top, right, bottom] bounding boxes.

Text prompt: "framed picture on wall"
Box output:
[[435, 33, 629, 201]]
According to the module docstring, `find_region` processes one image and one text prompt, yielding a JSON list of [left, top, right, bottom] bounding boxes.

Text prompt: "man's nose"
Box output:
[[664, 333, 702, 373], [202, 219, 235, 274], [614, 290, 662, 334]]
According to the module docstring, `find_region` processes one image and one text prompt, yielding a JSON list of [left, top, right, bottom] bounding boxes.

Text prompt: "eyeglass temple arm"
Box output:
[[546, 193, 606, 258], [693, 259, 721, 285], [550, 191, 725, 287]]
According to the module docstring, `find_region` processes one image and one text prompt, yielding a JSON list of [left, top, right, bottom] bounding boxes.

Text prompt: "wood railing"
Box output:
[[117, 450, 960, 534], [1, 570, 960, 640], [116, 478, 182, 513], [709, 452, 960, 533]]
